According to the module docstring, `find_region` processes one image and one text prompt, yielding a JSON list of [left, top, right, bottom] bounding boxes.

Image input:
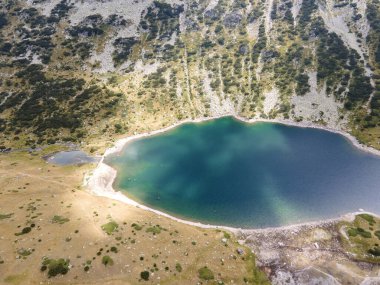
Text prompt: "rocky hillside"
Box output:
[[0, 0, 379, 149]]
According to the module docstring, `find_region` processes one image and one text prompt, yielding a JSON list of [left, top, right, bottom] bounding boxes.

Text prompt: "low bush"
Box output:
[[101, 221, 118, 235], [41, 258, 70, 278], [140, 270, 149, 281], [51, 215, 70, 224], [198, 266, 214, 280], [102, 255, 114, 266]]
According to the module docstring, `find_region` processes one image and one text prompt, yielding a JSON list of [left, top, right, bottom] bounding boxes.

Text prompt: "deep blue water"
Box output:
[[106, 117, 380, 228]]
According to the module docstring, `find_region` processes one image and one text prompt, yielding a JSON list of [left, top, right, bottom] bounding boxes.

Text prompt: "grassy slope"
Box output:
[[0, 151, 269, 284], [0, 0, 379, 151]]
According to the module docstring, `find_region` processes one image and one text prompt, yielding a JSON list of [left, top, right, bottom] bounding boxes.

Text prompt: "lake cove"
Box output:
[[106, 117, 380, 228]]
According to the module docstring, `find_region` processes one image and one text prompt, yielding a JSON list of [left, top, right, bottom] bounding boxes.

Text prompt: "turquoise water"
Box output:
[[106, 117, 380, 228]]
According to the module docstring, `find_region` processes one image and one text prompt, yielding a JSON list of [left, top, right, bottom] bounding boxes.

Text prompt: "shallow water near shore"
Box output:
[[47, 150, 99, 165], [106, 117, 380, 228]]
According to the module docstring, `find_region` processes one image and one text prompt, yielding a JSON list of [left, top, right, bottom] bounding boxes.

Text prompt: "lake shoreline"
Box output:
[[85, 114, 380, 233], [102, 114, 380, 158]]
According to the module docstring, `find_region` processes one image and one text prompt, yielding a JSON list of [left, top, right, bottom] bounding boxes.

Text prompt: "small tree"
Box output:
[[140, 271, 149, 281]]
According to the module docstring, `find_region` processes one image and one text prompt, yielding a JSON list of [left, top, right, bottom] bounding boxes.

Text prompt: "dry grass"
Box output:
[[0, 151, 267, 284]]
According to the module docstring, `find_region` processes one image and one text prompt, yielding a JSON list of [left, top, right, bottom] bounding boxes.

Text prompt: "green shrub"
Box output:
[[101, 221, 118, 235], [131, 223, 143, 231], [15, 227, 32, 236], [368, 246, 380, 257], [347, 227, 372, 238], [347, 227, 358, 237], [357, 228, 372, 238], [41, 258, 70, 278], [357, 214, 376, 224], [223, 232, 231, 239], [140, 270, 149, 281], [146, 225, 162, 234], [198, 266, 214, 280], [102, 255, 114, 266], [175, 263, 182, 272]]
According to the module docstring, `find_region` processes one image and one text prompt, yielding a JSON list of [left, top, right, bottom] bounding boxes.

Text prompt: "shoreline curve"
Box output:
[[84, 114, 380, 233]]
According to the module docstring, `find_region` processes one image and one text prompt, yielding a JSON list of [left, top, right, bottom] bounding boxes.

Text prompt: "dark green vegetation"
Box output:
[[347, 227, 372, 238], [0, 1, 124, 147], [40, 258, 70, 278], [15, 226, 32, 236], [101, 255, 114, 266], [0, 0, 380, 151], [2, 63, 123, 145], [366, 0, 380, 124], [342, 214, 380, 262], [0, 0, 379, 151], [140, 270, 150, 281], [175, 263, 182, 272]]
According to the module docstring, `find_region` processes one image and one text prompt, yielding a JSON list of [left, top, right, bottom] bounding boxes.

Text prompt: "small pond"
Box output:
[[46, 150, 99, 165]]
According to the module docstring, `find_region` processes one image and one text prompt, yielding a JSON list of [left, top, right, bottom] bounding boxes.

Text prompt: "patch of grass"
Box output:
[[347, 227, 358, 237], [243, 252, 271, 284], [198, 266, 214, 280], [175, 263, 182, 272], [131, 223, 143, 231], [146, 225, 162, 235], [347, 227, 372, 238], [358, 214, 376, 224], [51, 215, 70, 224], [359, 229, 372, 238], [0, 213, 13, 220], [3, 273, 27, 284], [40, 258, 70, 278], [340, 214, 380, 263], [223, 231, 231, 239], [101, 255, 114, 266], [101, 221, 119, 235]]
